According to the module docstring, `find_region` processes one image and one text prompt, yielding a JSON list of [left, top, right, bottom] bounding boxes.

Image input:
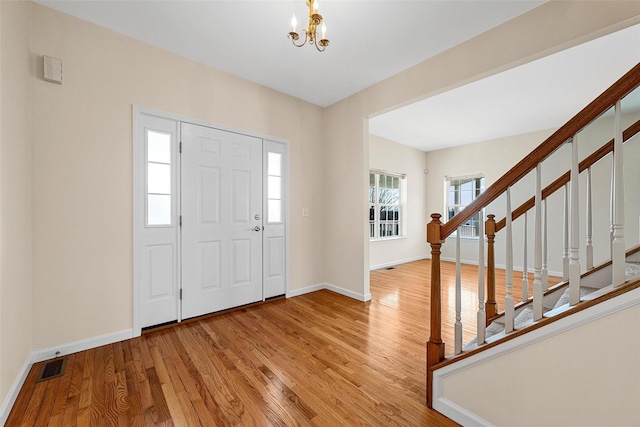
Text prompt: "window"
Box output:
[[267, 151, 283, 223], [369, 171, 405, 240], [445, 175, 485, 238], [147, 130, 172, 226]]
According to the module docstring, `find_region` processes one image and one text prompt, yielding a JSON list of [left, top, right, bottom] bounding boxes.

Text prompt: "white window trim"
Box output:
[[444, 173, 485, 240], [369, 170, 407, 241]]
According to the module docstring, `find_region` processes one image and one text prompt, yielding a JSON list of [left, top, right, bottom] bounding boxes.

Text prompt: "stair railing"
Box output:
[[484, 117, 640, 323], [426, 63, 640, 408]]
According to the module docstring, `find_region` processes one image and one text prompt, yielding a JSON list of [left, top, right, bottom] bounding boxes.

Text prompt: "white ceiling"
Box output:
[[370, 23, 640, 151], [35, 0, 545, 107], [35, 1, 640, 152]]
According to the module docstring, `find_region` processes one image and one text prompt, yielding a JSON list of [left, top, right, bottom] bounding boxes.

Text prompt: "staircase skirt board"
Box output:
[[433, 284, 640, 427]]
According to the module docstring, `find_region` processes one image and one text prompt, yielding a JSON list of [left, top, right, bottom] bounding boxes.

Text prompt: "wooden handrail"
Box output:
[[426, 62, 640, 411], [494, 117, 640, 232], [440, 62, 640, 239]]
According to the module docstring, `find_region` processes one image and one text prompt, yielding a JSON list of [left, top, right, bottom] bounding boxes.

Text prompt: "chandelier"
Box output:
[[288, 0, 330, 52]]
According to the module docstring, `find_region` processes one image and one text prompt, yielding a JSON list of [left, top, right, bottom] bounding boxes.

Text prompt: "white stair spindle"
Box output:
[[522, 211, 529, 302], [542, 199, 549, 289], [455, 230, 462, 354], [612, 100, 626, 287], [610, 150, 615, 258], [569, 136, 581, 305], [533, 164, 543, 320], [505, 188, 514, 333], [477, 210, 486, 345], [563, 183, 569, 281], [586, 167, 594, 270]]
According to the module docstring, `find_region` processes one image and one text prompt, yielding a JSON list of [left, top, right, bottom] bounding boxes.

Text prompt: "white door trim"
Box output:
[[133, 105, 290, 336]]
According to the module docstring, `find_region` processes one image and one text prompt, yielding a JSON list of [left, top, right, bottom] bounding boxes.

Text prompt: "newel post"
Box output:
[[485, 214, 497, 323], [426, 213, 445, 408]]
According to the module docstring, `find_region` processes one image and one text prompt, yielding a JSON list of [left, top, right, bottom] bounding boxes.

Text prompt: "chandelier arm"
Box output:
[[289, 31, 308, 48]]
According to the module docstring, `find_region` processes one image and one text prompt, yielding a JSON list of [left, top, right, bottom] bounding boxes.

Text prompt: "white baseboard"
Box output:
[[286, 283, 325, 298], [287, 283, 371, 302], [0, 328, 133, 425], [31, 329, 134, 364], [370, 255, 428, 271], [325, 283, 372, 302], [0, 356, 32, 426]]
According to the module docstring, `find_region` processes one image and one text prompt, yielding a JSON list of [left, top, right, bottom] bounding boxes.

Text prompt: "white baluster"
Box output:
[[542, 198, 549, 289], [563, 183, 569, 281], [610, 150, 615, 258], [505, 188, 514, 333], [586, 167, 594, 270], [477, 210, 486, 345], [522, 211, 529, 302], [612, 100, 626, 287], [533, 164, 543, 320], [455, 230, 462, 354], [569, 136, 581, 305]]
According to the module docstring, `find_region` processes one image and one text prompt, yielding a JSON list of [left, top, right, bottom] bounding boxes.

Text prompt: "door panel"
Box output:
[[136, 112, 180, 329], [181, 123, 263, 319]]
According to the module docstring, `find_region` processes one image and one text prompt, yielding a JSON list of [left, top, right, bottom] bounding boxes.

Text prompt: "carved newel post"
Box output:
[[426, 214, 445, 408]]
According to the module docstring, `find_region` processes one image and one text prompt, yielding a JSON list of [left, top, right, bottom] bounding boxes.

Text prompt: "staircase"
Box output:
[[425, 63, 640, 425]]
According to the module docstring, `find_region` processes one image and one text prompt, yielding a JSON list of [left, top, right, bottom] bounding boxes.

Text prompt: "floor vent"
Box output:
[[36, 357, 67, 382]]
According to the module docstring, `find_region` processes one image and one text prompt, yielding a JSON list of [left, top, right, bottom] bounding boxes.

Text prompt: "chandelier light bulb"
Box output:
[[287, 0, 329, 52]]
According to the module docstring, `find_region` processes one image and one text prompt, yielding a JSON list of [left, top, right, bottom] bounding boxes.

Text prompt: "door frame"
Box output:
[[133, 106, 290, 337]]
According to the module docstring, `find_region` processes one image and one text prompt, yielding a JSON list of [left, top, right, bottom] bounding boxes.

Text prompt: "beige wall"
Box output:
[[426, 110, 640, 276], [30, 3, 326, 350], [369, 134, 429, 269], [2, 0, 640, 417], [441, 301, 640, 426], [324, 0, 640, 299], [0, 0, 33, 413]]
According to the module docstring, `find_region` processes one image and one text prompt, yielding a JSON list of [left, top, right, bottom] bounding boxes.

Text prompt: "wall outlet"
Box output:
[[302, 208, 310, 217]]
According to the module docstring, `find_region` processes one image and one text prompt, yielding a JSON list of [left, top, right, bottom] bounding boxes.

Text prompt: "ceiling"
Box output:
[[370, 23, 640, 151], [35, 1, 640, 152], [36, 0, 545, 108]]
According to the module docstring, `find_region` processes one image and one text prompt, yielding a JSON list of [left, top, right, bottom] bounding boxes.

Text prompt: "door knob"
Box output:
[[253, 226, 262, 232]]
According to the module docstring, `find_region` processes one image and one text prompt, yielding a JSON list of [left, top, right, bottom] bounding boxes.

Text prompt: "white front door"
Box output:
[[180, 123, 263, 319]]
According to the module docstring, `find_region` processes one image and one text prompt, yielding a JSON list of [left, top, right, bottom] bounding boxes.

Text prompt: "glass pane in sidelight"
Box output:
[[268, 199, 282, 223], [147, 130, 171, 164], [148, 194, 171, 226], [148, 163, 171, 194], [268, 176, 281, 199], [268, 152, 282, 176]]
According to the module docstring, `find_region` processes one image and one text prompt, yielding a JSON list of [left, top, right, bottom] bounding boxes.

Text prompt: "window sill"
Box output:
[[370, 236, 406, 243]]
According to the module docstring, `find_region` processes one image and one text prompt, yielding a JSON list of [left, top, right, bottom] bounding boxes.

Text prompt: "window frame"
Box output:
[[369, 170, 406, 241], [444, 174, 485, 239]]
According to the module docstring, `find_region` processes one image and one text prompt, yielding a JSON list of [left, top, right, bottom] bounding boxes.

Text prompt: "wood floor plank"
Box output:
[[6, 259, 478, 426]]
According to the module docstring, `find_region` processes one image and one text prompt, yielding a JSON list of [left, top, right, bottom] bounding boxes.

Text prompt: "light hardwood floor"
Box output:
[[7, 259, 542, 426]]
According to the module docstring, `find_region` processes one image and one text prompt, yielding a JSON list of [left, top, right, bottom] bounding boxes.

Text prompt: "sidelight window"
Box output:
[[146, 130, 172, 226]]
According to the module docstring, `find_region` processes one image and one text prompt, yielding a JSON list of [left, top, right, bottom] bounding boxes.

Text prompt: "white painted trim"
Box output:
[[325, 283, 372, 302], [0, 356, 32, 425], [432, 286, 640, 426], [434, 398, 495, 427], [440, 256, 562, 278], [286, 283, 372, 302], [31, 329, 134, 363], [286, 283, 326, 298], [0, 328, 133, 424], [370, 255, 428, 271], [133, 105, 290, 334]]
